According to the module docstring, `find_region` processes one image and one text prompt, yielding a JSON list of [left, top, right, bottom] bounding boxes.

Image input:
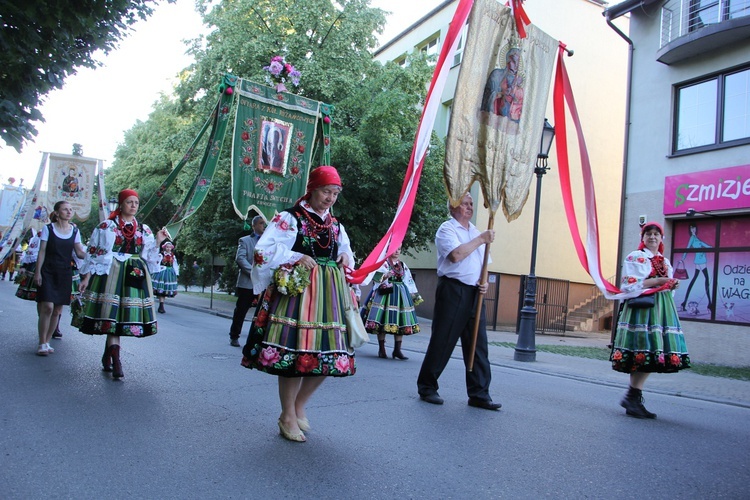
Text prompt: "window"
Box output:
[[674, 67, 750, 153], [671, 216, 750, 325], [419, 35, 440, 62], [452, 24, 469, 67], [688, 0, 720, 32]]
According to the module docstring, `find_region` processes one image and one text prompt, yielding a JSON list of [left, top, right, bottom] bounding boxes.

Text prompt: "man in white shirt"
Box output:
[[417, 193, 501, 410]]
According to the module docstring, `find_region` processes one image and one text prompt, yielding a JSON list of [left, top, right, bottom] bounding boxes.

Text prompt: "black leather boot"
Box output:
[[620, 386, 656, 419], [102, 344, 112, 372], [110, 344, 123, 379], [392, 340, 408, 360], [377, 339, 387, 359]]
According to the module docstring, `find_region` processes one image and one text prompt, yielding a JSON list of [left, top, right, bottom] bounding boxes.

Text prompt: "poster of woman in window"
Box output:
[[258, 119, 292, 175], [672, 217, 750, 325]]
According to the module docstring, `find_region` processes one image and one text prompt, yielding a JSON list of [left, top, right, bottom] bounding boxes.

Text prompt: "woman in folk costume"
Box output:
[[78, 189, 167, 379], [610, 222, 690, 419], [0, 240, 17, 280], [242, 166, 355, 443], [33, 201, 88, 356], [15, 229, 42, 300], [151, 238, 179, 314], [361, 246, 423, 360]]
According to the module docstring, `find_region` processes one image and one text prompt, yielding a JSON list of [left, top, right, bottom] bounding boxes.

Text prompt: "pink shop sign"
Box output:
[[663, 164, 750, 215]]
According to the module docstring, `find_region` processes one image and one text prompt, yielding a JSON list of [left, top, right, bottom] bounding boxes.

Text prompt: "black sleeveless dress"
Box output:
[[37, 223, 77, 305]]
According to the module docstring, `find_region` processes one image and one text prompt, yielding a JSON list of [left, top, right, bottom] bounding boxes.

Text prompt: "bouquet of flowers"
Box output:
[[263, 55, 301, 93], [274, 264, 311, 296]]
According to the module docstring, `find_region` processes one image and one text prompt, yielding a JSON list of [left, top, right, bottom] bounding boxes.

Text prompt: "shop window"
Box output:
[[671, 215, 750, 324]]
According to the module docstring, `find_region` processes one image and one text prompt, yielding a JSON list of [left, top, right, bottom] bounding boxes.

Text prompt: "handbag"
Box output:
[[70, 296, 85, 328], [627, 294, 655, 309], [673, 260, 689, 280], [345, 288, 370, 349], [378, 282, 394, 295]]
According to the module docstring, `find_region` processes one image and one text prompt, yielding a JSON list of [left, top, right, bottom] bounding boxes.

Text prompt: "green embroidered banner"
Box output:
[[231, 79, 332, 222]]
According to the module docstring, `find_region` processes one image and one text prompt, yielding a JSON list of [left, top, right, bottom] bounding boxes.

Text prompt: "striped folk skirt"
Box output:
[[610, 291, 690, 373], [152, 266, 178, 297], [361, 281, 420, 336], [241, 263, 355, 377], [79, 256, 157, 338], [14, 263, 38, 301]]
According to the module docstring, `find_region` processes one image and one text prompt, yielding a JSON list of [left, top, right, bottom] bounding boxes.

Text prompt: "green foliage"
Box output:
[[0, 0, 158, 151], [106, 0, 445, 269]]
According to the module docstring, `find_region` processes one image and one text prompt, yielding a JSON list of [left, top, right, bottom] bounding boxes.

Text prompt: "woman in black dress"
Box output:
[[34, 201, 87, 356]]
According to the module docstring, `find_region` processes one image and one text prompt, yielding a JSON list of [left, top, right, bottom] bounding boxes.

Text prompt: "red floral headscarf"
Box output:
[[297, 166, 342, 203], [108, 189, 139, 220], [638, 221, 664, 254]]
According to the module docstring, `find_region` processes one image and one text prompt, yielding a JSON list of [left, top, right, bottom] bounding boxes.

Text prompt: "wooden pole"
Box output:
[[467, 211, 495, 372]]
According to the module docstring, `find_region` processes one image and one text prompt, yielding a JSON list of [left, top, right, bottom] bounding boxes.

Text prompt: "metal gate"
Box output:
[[515, 275, 569, 335], [484, 272, 500, 330]]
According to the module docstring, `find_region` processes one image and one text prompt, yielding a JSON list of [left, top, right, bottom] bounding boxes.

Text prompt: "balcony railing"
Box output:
[[660, 0, 750, 48]]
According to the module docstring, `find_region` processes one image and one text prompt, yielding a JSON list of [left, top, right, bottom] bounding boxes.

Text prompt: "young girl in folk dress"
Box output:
[[33, 201, 88, 355], [361, 246, 423, 360], [78, 189, 167, 379], [151, 238, 179, 314]]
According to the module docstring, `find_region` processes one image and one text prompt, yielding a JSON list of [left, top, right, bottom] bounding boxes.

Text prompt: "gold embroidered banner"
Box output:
[[47, 153, 97, 220], [444, 0, 557, 220]]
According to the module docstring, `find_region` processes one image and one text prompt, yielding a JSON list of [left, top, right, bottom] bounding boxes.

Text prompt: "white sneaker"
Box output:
[[45, 343, 54, 354], [36, 344, 49, 356]]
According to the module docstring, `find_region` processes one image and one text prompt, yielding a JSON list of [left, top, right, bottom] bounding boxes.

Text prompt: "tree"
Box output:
[[106, 0, 445, 267], [0, 0, 158, 152]]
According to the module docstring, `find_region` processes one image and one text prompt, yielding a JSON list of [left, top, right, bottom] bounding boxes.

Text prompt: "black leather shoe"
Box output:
[[419, 393, 444, 405], [230, 338, 240, 347], [468, 398, 502, 410]]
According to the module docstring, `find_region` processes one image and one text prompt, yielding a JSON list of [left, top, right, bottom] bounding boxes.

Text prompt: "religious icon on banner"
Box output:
[[48, 153, 96, 220], [481, 45, 525, 135], [259, 119, 292, 175]]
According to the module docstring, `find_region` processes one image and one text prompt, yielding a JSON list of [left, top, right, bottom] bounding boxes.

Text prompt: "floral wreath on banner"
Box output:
[[263, 55, 301, 94]]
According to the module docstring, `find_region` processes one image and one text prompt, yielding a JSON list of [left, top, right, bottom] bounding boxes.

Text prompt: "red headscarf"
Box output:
[[108, 189, 139, 220], [638, 221, 664, 254], [300, 166, 342, 202]]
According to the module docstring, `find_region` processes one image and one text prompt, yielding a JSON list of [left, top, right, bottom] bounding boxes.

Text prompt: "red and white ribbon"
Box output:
[[349, 0, 475, 283]]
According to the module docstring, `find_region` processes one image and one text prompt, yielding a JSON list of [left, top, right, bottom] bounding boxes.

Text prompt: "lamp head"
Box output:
[[686, 208, 696, 217], [108, 197, 119, 213], [538, 118, 555, 159]]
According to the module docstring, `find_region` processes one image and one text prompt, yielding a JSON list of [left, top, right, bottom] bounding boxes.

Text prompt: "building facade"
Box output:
[[605, 0, 750, 366], [373, 0, 630, 331]]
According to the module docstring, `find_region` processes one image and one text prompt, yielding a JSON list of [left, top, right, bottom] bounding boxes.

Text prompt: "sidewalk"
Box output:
[[168, 290, 750, 408]]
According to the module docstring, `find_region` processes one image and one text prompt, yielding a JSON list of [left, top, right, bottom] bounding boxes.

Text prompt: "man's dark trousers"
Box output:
[[417, 276, 492, 401], [229, 287, 255, 339]]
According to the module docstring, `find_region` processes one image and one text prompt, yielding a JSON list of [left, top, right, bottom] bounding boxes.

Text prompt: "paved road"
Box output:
[[1, 283, 749, 499]]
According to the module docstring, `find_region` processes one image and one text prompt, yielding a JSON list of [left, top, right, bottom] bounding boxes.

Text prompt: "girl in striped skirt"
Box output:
[[78, 189, 167, 379]]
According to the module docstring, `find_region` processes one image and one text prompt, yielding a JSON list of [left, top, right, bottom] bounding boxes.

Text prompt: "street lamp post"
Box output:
[[515, 118, 556, 362], [108, 197, 119, 215]]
